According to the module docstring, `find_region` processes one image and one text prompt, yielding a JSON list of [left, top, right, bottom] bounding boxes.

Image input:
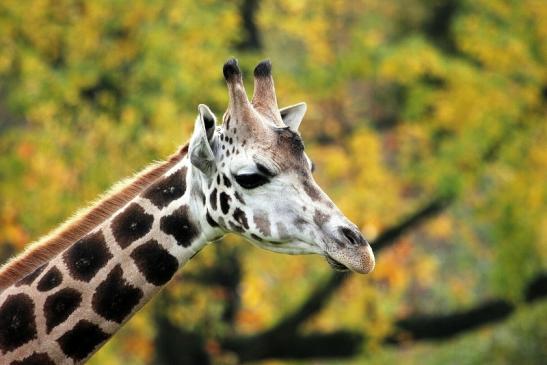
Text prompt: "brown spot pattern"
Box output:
[[210, 188, 218, 211], [57, 320, 109, 361], [142, 167, 186, 209], [220, 192, 231, 214], [37, 266, 62, 292], [44, 288, 82, 334], [63, 231, 112, 282], [233, 208, 249, 230], [253, 210, 271, 236], [313, 209, 330, 227], [92, 265, 143, 323], [160, 205, 199, 247], [0, 293, 37, 352], [276, 222, 288, 238], [131, 240, 178, 286], [302, 179, 322, 202], [111, 203, 154, 249]]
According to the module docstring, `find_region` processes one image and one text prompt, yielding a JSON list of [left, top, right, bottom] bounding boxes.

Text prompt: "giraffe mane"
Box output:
[[0, 144, 189, 291]]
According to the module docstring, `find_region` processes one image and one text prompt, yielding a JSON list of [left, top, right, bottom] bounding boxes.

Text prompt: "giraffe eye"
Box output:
[[235, 173, 269, 189]]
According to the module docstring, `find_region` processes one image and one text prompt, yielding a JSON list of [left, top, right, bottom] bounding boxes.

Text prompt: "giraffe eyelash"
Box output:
[[234, 173, 270, 189], [255, 163, 275, 177]]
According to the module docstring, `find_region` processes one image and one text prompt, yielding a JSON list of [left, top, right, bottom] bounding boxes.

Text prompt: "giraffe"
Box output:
[[0, 59, 375, 364]]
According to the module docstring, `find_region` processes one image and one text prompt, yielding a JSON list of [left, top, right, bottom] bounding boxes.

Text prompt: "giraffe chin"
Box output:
[[326, 244, 375, 274], [325, 255, 350, 272]]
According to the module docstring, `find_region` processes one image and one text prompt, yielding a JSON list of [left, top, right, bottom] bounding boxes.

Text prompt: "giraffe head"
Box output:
[[189, 59, 374, 274]]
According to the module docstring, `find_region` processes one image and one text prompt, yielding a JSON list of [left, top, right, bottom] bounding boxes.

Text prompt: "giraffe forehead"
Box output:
[[222, 137, 307, 177], [219, 112, 307, 169]]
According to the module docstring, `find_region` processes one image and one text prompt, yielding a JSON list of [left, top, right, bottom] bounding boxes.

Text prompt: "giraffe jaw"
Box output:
[[325, 255, 350, 272], [245, 235, 375, 274], [244, 235, 324, 256]]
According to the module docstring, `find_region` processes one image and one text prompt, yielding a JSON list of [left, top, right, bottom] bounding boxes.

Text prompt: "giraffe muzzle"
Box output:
[[325, 226, 375, 274]]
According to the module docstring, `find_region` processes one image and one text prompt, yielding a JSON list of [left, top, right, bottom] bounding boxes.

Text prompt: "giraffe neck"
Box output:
[[0, 154, 223, 364]]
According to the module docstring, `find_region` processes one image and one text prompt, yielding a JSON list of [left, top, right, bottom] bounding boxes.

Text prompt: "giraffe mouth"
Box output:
[[324, 244, 375, 274], [325, 255, 350, 272]]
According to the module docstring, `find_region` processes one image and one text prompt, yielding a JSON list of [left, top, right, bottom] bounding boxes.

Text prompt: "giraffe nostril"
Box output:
[[339, 226, 367, 247]]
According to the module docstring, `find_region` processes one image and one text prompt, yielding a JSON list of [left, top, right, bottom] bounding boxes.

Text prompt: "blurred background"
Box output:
[[0, 0, 546, 364]]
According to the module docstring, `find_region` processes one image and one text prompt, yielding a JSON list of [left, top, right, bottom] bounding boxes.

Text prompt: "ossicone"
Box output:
[[223, 58, 241, 82], [253, 59, 272, 78]]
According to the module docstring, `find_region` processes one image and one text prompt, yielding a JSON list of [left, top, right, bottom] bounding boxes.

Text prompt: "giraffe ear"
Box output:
[[190, 104, 217, 176], [280, 102, 307, 131]]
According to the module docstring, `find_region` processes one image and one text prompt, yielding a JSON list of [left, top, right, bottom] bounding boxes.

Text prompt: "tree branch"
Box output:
[[373, 195, 453, 252], [220, 272, 547, 361], [222, 330, 363, 362], [154, 313, 211, 365], [237, 0, 262, 50], [525, 272, 547, 303], [386, 273, 547, 343], [385, 299, 514, 343]]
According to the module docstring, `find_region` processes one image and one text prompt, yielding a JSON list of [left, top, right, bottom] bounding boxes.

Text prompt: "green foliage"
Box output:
[[0, 0, 545, 363]]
